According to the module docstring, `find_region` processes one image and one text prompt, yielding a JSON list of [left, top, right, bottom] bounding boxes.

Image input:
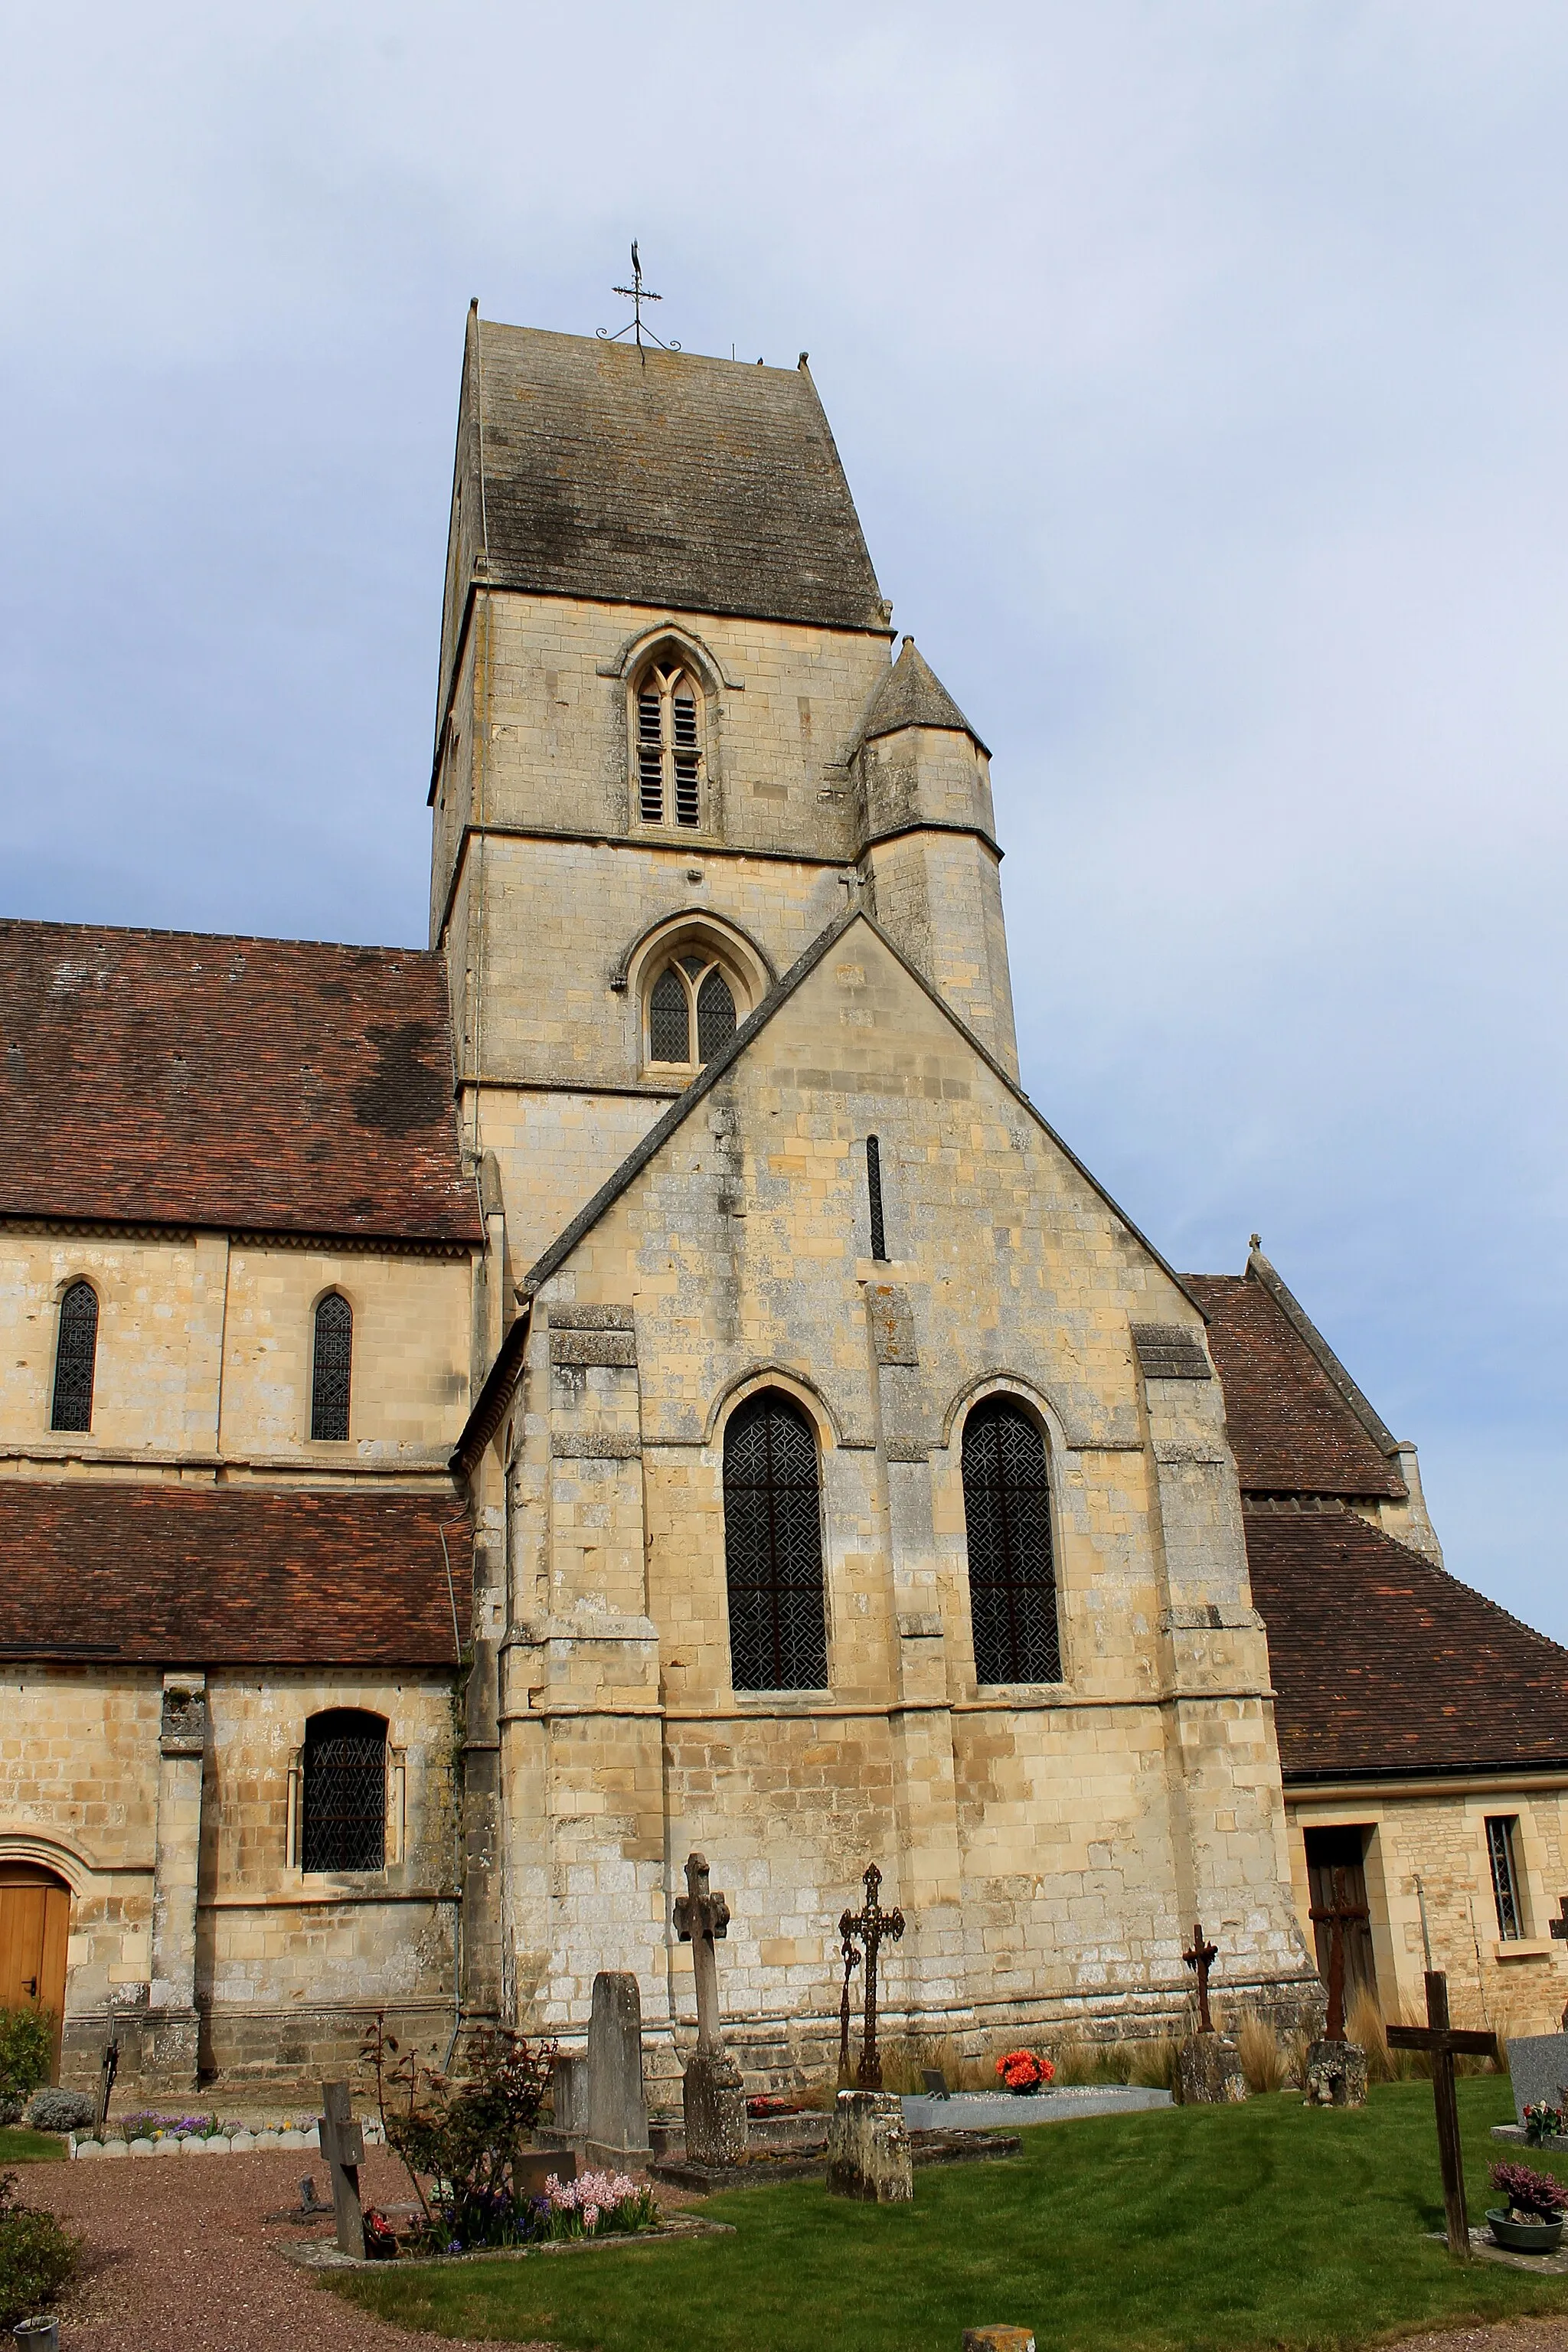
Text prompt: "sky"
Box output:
[[2, 2, 1563, 1634]]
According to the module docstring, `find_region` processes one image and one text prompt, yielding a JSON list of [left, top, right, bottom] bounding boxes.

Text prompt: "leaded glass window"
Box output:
[[633, 662, 704, 828], [1487, 1814, 1524, 1939], [649, 966, 690, 1063], [696, 969, 736, 1062], [866, 1135, 887, 1260], [962, 1396, 1061, 1684], [301, 1709, 386, 1872], [311, 1292, 352, 1442], [645, 950, 743, 1072], [724, 1392, 828, 1691], [51, 1281, 98, 1432]]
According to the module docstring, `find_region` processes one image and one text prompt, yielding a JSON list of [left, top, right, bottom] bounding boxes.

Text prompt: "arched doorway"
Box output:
[[0, 1861, 71, 2082]]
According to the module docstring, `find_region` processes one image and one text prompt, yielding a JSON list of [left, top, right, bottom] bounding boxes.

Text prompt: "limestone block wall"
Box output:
[[863, 830, 1018, 1078], [1285, 1785, 1568, 2040], [0, 1229, 475, 1472]]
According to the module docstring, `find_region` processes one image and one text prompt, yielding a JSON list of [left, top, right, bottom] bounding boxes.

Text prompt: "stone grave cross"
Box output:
[[672, 1851, 731, 2054], [840, 1863, 904, 2092], [1387, 1971, 1498, 2259], [1308, 1868, 1368, 2043], [318, 2079, 367, 2259], [1183, 1923, 1219, 2034]]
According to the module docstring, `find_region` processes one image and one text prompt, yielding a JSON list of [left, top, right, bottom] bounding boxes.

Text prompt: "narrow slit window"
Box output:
[[962, 1396, 1061, 1684], [301, 1709, 387, 1872], [866, 1135, 887, 1260], [648, 966, 691, 1063], [1486, 1815, 1524, 1939], [51, 1281, 98, 1432], [697, 969, 737, 1062], [724, 1391, 828, 1691], [311, 1292, 353, 1442]]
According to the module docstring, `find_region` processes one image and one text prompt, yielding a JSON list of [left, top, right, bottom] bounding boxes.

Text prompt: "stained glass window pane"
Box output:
[[649, 967, 690, 1063], [311, 1293, 352, 1442], [51, 1281, 98, 1433], [724, 1393, 828, 1690], [302, 1709, 386, 1872], [697, 969, 736, 1063], [962, 1397, 1060, 1684], [1487, 1815, 1523, 1939]]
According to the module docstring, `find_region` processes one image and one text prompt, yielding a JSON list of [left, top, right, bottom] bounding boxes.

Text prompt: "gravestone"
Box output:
[[1508, 2034, 1568, 2131], [551, 2050, 586, 2138], [318, 2080, 366, 2259], [673, 1851, 748, 2168], [585, 1970, 650, 2163], [1174, 1922, 1248, 2105], [827, 2088, 913, 2202]]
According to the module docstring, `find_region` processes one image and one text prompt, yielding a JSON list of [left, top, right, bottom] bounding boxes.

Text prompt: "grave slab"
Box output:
[[1507, 2033, 1568, 2130]]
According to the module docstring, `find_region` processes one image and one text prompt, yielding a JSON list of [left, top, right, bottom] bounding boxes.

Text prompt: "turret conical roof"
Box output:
[[855, 636, 988, 755]]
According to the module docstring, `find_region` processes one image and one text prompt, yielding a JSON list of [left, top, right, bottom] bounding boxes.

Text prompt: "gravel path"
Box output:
[[15, 2145, 547, 2351]]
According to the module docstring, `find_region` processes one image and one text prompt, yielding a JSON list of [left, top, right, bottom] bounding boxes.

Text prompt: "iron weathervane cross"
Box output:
[[840, 1863, 904, 2091], [1308, 1867, 1369, 2043], [1183, 1922, 1219, 2034], [599, 240, 680, 363], [1387, 1971, 1498, 2260]]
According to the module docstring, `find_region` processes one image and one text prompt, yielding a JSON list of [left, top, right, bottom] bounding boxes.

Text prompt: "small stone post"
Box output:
[[827, 2088, 913, 2202], [318, 2080, 367, 2259]]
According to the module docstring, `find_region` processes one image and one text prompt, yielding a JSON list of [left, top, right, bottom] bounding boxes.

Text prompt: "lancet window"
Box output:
[[311, 1292, 353, 1442], [634, 660, 704, 828], [961, 1395, 1062, 1684], [645, 949, 740, 1073], [51, 1280, 99, 1433], [301, 1709, 387, 1873], [723, 1391, 828, 1691]]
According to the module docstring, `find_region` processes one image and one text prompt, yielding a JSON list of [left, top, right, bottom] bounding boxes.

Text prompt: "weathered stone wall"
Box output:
[[1285, 1787, 1568, 2039]]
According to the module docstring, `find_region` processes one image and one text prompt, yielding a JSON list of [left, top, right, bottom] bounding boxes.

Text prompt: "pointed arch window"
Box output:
[[962, 1396, 1061, 1684], [634, 661, 705, 828], [724, 1391, 828, 1691], [301, 1708, 386, 1872], [645, 949, 740, 1073], [311, 1292, 352, 1442], [51, 1281, 98, 1433]]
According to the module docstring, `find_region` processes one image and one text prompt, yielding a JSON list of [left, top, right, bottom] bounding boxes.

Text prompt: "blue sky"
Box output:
[[3, 2, 1563, 1634]]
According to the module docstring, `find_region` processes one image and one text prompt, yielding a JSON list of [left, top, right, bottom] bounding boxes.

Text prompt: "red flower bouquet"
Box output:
[[996, 2049, 1054, 2096]]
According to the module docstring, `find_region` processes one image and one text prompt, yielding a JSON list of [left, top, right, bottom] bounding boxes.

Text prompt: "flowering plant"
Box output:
[[1524, 2101, 1566, 2147], [539, 2168, 658, 2241], [995, 2050, 1054, 2095], [1490, 2159, 1568, 2220]]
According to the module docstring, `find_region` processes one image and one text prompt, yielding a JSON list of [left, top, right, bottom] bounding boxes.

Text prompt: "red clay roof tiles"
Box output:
[[0, 1482, 471, 1665], [1184, 1270, 1404, 1498], [0, 922, 481, 1244]]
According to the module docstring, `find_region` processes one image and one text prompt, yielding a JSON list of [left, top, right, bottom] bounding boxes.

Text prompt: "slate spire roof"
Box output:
[[854, 635, 988, 755], [455, 322, 888, 635]]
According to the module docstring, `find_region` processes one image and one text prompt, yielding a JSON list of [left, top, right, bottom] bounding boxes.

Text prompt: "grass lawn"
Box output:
[[0, 2128, 66, 2164], [327, 2079, 1568, 2352]]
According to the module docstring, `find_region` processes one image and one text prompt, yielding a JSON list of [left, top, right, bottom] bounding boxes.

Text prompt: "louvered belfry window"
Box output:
[[646, 951, 740, 1070], [301, 1709, 386, 1872], [634, 662, 703, 828], [51, 1280, 99, 1432], [962, 1396, 1061, 1684], [724, 1392, 828, 1691], [311, 1292, 352, 1442]]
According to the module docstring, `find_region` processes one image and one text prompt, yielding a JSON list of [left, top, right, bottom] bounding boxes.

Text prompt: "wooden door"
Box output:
[[0, 1864, 70, 2079], [1303, 1826, 1379, 2009]]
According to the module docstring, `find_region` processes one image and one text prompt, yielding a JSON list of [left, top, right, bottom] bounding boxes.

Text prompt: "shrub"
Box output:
[[24, 2091, 93, 2135], [0, 2096, 21, 2129], [362, 2013, 557, 2251], [0, 2171, 79, 2331], [0, 2012, 53, 2108], [1236, 2013, 1289, 2094], [1491, 2160, 1568, 2221]]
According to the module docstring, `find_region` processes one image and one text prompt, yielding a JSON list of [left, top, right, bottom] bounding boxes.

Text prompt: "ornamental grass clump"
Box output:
[[0, 2171, 79, 2332], [1236, 2014, 1289, 2095], [1489, 2161, 1568, 2225]]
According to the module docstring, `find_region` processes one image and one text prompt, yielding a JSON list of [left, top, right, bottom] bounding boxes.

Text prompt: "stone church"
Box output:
[[4, 311, 1566, 2100]]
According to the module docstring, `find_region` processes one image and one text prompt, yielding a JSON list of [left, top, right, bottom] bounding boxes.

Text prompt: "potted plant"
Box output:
[[1487, 2159, 1568, 2252], [995, 2050, 1054, 2097]]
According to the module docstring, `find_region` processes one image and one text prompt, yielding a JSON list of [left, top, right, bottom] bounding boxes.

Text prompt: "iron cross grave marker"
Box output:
[[840, 1863, 904, 2091], [1183, 1923, 1219, 2034], [1308, 1868, 1369, 2043]]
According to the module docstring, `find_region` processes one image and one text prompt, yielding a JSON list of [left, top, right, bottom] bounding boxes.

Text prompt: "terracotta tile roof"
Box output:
[[0, 923, 482, 1244], [1244, 1502, 1568, 1779], [0, 1483, 470, 1665], [472, 326, 887, 631], [1184, 1269, 1405, 1498]]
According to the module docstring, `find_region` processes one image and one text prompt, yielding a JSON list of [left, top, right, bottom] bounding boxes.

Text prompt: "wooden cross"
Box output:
[[1308, 1867, 1369, 2043], [1183, 1923, 1219, 2034], [318, 2079, 367, 2259], [839, 1862, 904, 2092], [1387, 1971, 1498, 2259], [836, 1922, 862, 2089], [672, 1851, 731, 2056]]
